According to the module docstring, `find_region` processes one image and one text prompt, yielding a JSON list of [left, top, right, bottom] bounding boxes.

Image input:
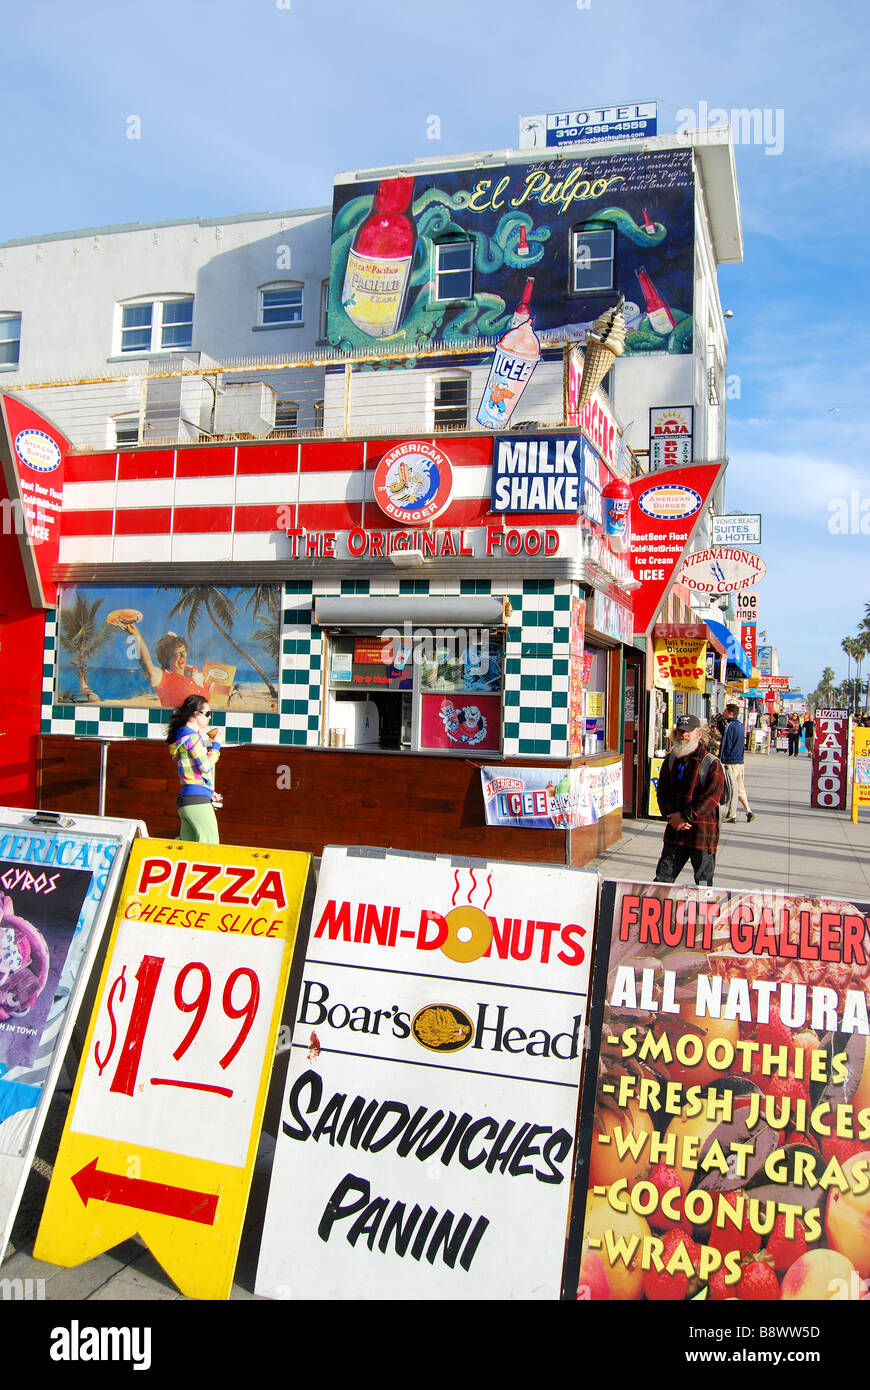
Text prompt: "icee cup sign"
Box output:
[[255, 846, 599, 1301], [565, 880, 870, 1302]]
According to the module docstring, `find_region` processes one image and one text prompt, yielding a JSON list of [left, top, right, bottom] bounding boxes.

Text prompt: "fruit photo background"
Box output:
[[563, 881, 870, 1301]]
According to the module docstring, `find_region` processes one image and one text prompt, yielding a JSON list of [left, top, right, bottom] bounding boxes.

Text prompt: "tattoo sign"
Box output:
[[34, 839, 310, 1300]]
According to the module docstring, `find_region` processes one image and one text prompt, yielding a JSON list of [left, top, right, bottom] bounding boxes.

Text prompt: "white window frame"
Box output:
[[117, 294, 194, 354], [112, 414, 141, 447], [257, 281, 303, 328], [428, 371, 470, 431], [271, 400, 299, 437], [571, 226, 615, 294], [0, 312, 22, 367], [318, 278, 330, 342], [433, 239, 473, 302]]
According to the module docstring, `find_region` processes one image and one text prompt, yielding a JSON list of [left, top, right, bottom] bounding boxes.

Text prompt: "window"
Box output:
[[318, 278, 330, 342], [326, 630, 503, 753], [271, 400, 298, 437], [258, 282, 303, 327], [0, 313, 21, 366], [434, 240, 473, 301], [119, 296, 194, 353], [431, 374, 469, 430], [571, 226, 614, 293], [313, 400, 324, 432], [113, 415, 140, 447]]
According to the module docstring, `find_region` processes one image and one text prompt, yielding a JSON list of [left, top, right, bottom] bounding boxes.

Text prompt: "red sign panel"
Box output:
[[811, 710, 850, 809], [0, 394, 69, 607], [741, 623, 757, 666], [628, 463, 725, 635]]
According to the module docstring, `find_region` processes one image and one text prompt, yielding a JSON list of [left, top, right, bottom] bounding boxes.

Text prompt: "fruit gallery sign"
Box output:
[[255, 846, 598, 1301], [564, 880, 870, 1302]]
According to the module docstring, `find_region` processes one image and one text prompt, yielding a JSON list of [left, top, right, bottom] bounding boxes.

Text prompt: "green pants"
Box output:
[[178, 799, 220, 844]]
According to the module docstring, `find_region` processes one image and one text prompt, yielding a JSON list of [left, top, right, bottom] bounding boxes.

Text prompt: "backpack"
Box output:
[[667, 749, 727, 805]]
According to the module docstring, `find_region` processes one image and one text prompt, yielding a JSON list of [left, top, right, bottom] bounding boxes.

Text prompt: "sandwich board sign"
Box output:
[[34, 838, 310, 1299], [255, 846, 598, 1301], [0, 808, 144, 1264]]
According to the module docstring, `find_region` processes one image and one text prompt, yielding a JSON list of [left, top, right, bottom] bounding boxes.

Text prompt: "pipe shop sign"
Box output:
[[676, 548, 766, 594]]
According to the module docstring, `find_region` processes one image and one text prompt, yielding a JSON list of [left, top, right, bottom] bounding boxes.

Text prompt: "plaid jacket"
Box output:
[[656, 745, 724, 854], [170, 729, 221, 795]]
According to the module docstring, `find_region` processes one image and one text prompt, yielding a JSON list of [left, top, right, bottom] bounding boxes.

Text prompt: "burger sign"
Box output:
[[676, 547, 766, 594]]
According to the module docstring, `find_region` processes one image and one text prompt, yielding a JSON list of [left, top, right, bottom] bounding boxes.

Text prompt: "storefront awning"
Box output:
[[704, 618, 753, 678], [314, 596, 511, 629]]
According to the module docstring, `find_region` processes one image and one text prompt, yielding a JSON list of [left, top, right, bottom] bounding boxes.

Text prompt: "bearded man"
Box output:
[[654, 714, 725, 887]]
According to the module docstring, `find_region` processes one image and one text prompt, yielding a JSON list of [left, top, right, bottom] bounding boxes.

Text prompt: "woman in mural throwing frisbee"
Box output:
[[118, 617, 209, 708], [166, 695, 222, 843]]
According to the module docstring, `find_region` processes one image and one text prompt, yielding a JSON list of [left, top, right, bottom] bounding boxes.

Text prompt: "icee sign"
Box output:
[[256, 846, 598, 1301], [491, 434, 602, 519]]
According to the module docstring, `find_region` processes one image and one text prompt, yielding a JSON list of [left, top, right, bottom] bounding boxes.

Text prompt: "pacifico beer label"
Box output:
[[342, 251, 412, 338]]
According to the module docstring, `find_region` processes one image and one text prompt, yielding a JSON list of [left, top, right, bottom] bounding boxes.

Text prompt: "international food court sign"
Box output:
[[255, 846, 599, 1301], [34, 839, 310, 1300]]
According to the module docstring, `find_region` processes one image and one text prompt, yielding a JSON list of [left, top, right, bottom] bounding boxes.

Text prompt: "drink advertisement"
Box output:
[[480, 763, 622, 829], [34, 839, 310, 1300], [329, 152, 695, 355], [629, 463, 725, 634], [564, 879, 870, 1302], [256, 846, 599, 1300]]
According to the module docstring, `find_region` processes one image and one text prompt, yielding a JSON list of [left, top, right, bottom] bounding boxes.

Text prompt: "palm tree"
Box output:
[[245, 585, 281, 665], [818, 666, 836, 707], [161, 585, 278, 699], [853, 637, 867, 716], [841, 636, 854, 691], [57, 594, 113, 701]]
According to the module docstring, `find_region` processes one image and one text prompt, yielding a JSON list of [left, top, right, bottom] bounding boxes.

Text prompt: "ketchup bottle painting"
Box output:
[[341, 178, 416, 339], [635, 266, 676, 336]]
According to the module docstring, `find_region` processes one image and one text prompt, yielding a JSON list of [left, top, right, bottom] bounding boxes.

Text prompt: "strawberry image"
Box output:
[[820, 1134, 866, 1166], [764, 1071, 810, 1106], [737, 1253, 781, 1301], [642, 1228, 700, 1301], [765, 1211, 809, 1272], [707, 1191, 762, 1259], [638, 1162, 686, 1231], [708, 1264, 740, 1300], [755, 1000, 793, 1050]]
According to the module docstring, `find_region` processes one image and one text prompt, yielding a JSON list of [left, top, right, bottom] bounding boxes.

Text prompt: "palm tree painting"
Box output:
[[57, 594, 114, 702], [161, 584, 279, 700]]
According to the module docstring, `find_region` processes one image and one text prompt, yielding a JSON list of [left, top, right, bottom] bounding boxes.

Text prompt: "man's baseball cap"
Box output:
[[675, 715, 701, 730]]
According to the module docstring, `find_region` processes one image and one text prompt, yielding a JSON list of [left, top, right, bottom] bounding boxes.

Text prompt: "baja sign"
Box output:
[[676, 548, 767, 593]]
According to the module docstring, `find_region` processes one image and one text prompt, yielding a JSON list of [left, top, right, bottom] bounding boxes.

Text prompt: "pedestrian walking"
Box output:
[[787, 712, 802, 756], [166, 695, 222, 843], [803, 711, 815, 758], [654, 714, 726, 886], [720, 702, 754, 823]]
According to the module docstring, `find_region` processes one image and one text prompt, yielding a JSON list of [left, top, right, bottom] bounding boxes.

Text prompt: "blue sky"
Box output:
[[3, 0, 868, 698]]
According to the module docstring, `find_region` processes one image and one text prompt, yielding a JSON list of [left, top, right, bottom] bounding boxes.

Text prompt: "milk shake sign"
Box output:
[[491, 434, 603, 518]]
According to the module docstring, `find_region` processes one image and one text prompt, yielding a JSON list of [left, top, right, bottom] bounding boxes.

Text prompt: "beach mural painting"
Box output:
[[55, 584, 281, 713], [328, 149, 695, 356]]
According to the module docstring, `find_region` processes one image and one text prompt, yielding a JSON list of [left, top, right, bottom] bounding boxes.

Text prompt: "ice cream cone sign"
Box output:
[[575, 296, 626, 411]]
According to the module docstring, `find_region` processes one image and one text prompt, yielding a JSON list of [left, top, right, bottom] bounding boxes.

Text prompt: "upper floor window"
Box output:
[[571, 226, 614, 293], [0, 313, 21, 366], [258, 282, 303, 327], [431, 373, 470, 431], [318, 278, 330, 342], [434, 240, 473, 301], [119, 295, 194, 353], [271, 400, 299, 437], [113, 414, 140, 447]]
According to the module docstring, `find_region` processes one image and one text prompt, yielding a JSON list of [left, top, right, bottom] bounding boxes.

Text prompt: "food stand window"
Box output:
[[325, 629, 503, 753], [582, 646, 609, 755]]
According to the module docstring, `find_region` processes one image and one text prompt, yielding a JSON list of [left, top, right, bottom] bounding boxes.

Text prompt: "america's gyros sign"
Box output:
[[676, 548, 767, 594]]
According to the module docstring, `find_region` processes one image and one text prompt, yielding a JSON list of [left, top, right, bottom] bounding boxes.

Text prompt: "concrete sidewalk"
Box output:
[[591, 747, 870, 901], [4, 748, 868, 1302]]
